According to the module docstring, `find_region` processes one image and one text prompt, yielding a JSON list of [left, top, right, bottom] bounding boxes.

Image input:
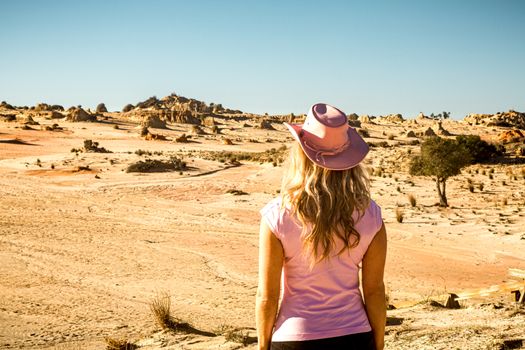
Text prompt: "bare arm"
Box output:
[[255, 219, 284, 350], [362, 222, 387, 350]]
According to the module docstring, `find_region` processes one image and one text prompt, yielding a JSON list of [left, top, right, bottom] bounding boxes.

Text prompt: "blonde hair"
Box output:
[[281, 143, 370, 266]]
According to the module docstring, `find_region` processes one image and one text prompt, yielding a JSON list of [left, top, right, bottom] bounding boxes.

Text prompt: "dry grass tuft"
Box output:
[[408, 194, 416, 207], [150, 291, 192, 333], [104, 337, 137, 350], [396, 208, 404, 223]]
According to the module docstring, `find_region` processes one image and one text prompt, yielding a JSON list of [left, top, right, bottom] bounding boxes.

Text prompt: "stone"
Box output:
[[423, 127, 437, 137], [66, 108, 96, 122], [497, 129, 524, 143], [96, 103, 108, 113], [258, 119, 275, 130], [140, 115, 166, 129]]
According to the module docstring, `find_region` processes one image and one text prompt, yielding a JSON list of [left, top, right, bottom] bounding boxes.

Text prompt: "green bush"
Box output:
[[455, 135, 502, 164]]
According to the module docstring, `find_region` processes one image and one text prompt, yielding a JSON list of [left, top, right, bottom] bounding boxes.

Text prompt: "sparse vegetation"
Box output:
[[455, 134, 502, 164], [104, 337, 137, 350], [135, 149, 152, 156], [126, 157, 187, 173], [396, 208, 404, 223], [357, 128, 370, 138], [195, 145, 287, 165], [149, 291, 192, 332], [408, 194, 416, 207], [226, 189, 248, 195]]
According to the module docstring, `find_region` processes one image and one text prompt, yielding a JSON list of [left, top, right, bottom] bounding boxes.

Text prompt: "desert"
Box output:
[[0, 97, 524, 350]]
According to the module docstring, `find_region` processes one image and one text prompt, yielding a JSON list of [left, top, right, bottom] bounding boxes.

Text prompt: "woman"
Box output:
[[256, 103, 387, 350]]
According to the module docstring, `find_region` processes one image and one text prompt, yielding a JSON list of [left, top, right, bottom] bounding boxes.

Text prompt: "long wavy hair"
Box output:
[[281, 142, 371, 266]]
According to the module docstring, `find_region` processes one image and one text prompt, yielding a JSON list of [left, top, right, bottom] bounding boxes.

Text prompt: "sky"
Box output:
[[0, 0, 524, 119]]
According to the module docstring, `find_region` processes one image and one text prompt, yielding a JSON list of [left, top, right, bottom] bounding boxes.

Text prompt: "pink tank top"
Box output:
[[260, 197, 383, 342]]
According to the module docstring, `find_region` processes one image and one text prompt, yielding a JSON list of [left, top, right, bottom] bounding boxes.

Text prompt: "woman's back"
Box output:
[[260, 197, 383, 342]]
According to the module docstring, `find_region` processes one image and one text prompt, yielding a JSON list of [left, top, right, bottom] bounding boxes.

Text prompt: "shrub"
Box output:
[[135, 149, 152, 156], [387, 134, 395, 140], [126, 157, 186, 173], [455, 135, 502, 164], [468, 184, 474, 193], [358, 128, 370, 138], [408, 194, 416, 207], [396, 208, 404, 223], [104, 337, 137, 350], [479, 183, 484, 191]]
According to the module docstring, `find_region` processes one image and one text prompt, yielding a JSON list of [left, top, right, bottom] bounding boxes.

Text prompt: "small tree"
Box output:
[[409, 137, 471, 207]]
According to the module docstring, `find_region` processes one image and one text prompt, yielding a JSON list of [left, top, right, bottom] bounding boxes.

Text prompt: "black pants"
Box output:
[[271, 331, 375, 350]]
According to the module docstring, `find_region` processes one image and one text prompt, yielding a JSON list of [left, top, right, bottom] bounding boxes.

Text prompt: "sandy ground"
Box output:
[[0, 113, 524, 349]]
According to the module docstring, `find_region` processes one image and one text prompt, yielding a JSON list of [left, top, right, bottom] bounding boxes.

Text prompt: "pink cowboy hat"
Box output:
[[284, 103, 369, 170]]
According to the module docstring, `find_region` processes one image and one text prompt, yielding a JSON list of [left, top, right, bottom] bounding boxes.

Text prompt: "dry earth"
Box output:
[[0, 111, 524, 349]]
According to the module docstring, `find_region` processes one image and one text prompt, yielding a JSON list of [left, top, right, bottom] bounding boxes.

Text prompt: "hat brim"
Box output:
[[284, 122, 369, 170]]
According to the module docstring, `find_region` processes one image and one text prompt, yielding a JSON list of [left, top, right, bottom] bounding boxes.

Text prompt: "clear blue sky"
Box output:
[[1, 0, 524, 118]]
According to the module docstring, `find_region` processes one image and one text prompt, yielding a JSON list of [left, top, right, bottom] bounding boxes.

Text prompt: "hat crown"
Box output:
[[311, 103, 347, 127], [303, 103, 349, 149]]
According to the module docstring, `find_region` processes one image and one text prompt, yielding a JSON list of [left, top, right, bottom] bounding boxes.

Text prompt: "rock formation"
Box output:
[[122, 104, 134, 113], [347, 113, 359, 121], [191, 125, 205, 135], [140, 115, 166, 129], [417, 112, 427, 120], [96, 103, 108, 113], [381, 114, 404, 123], [66, 107, 96, 122], [423, 127, 437, 137], [497, 129, 524, 143], [359, 115, 371, 123], [258, 119, 275, 130], [48, 111, 64, 119], [432, 121, 452, 136], [464, 110, 525, 129]]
